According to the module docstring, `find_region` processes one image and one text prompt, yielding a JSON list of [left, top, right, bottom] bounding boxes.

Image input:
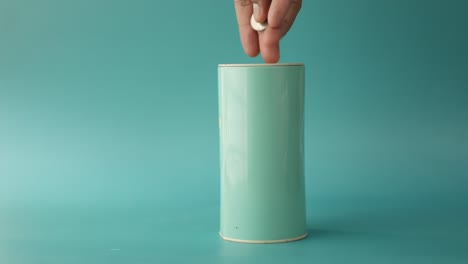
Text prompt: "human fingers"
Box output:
[[251, 0, 271, 23], [258, 26, 281, 63], [259, 0, 302, 62], [279, 0, 302, 37], [234, 0, 259, 57], [268, 0, 292, 28]]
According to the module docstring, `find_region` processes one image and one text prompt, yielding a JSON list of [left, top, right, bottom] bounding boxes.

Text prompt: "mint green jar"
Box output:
[[218, 63, 307, 243]]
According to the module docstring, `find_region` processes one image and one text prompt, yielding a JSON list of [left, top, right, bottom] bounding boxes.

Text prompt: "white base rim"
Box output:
[[219, 232, 308, 244]]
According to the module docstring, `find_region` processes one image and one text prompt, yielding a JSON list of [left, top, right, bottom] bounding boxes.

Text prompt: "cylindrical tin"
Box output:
[[218, 63, 307, 243]]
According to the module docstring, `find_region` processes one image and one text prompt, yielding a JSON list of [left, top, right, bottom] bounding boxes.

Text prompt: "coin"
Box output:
[[250, 14, 268, 32]]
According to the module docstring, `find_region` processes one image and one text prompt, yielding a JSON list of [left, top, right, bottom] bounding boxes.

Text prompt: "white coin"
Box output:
[[250, 14, 268, 32]]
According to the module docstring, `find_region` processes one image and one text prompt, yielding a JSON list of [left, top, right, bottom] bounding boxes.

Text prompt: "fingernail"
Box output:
[[253, 3, 261, 22]]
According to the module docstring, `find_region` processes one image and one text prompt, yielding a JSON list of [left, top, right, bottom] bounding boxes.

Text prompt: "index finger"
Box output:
[[234, 0, 260, 57]]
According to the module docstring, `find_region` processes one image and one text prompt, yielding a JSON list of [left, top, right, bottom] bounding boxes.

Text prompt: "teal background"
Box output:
[[0, 0, 467, 262]]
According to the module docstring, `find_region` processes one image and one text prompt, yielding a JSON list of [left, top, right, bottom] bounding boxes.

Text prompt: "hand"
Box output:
[[234, 0, 302, 63]]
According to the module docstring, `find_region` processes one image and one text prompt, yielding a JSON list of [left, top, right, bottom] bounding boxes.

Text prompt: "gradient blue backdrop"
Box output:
[[1, 0, 467, 263]]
